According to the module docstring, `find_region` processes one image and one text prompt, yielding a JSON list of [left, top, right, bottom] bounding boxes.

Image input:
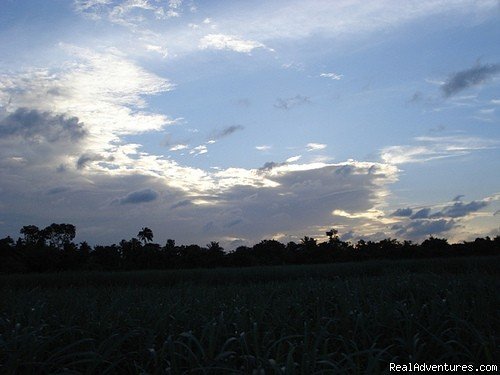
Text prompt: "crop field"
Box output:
[[1, 256, 498, 374]]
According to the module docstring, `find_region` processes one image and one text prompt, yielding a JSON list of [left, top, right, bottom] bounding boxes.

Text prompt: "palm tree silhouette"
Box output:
[[138, 227, 153, 244]]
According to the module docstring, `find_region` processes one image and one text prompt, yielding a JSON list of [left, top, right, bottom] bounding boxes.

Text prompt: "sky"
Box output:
[[0, 0, 499, 248]]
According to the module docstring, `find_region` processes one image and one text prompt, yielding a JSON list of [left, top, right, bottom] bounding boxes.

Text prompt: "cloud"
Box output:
[[390, 207, 413, 217], [432, 200, 488, 218], [286, 155, 302, 163], [320, 72, 343, 80], [190, 145, 208, 155], [441, 62, 500, 97], [387, 195, 498, 241], [210, 125, 244, 140], [408, 91, 423, 104], [410, 208, 431, 219], [0, 108, 87, 143], [47, 186, 71, 195], [256, 145, 271, 151], [119, 188, 159, 204], [0, 45, 178, 179], [76, 152, 114, 169], [381, 135, 499, 164], [393, 219, 456, 238], [70, 0, 499, 62], [199, 34, 267, 54], [274, 95, 311, 110], [306, 143, 327, 151], [169, 144, 189, 151], [170, 199, 192, 209]]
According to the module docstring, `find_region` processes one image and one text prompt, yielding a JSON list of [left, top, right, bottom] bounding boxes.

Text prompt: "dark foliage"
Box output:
[[0, 224, 498, 273]]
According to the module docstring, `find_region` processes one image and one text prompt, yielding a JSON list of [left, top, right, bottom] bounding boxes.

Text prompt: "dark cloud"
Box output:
[[441, 62, 500, 97], [224, 219, 243, 228], [258, 161, 286, 172], [407, 91, 423, 104], [170, 199, 192, 209], [391, 207, 413, 217], [432, 200, 488, 218], [119, 189, 159, 205], [452, 194, 464, 202], [0, 108, 87, 143], [210, 125, 244, 140], [410, 208, 431, 219], [394, 219, 456, 238], [77, 153, 114, 169], [335, 165, 354, 176], [47, 186, 70, 195], [274, 95, 311, 110]]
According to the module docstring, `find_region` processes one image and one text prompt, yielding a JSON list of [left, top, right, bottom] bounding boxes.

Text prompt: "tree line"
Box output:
[[0, 223, 498, 273]]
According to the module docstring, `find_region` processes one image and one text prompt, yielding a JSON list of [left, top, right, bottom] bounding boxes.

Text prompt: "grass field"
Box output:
[[1, 256, 499, 374]]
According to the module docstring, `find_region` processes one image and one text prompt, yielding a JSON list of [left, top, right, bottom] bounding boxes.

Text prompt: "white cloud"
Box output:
[[286, 155, 302, 163], [1, 45, 175, 152], [214, 0, 498, 44], [256, 145, 272, 151], [199, 34, 267, 54], [72, 0, 499, 60], [169, 144, 188, 151], [306, 143, 327, 151], [320, 72, 343, 80], [381, 135, 499, 165], [145, 44, 169, 58], [190, 145, 208, 155]]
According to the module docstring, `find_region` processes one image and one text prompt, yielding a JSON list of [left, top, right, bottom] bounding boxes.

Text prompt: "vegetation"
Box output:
[[1, 224, 498, 373], [0, 224, 498, 273], [0, 256, 498, 373]]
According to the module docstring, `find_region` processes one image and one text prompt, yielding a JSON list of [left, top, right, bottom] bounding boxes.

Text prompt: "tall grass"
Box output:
[[0, 256, 498, 374]]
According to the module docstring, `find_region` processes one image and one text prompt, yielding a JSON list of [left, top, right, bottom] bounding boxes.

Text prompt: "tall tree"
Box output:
[[137, 227, 153, 244], [42, 223, 76, 250]]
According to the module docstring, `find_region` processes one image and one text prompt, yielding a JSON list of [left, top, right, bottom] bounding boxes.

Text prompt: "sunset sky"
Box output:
[[1, 0, 499, 247]]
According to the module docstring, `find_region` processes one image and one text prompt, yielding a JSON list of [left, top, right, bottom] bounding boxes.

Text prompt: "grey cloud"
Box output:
[[258, 161, 286, 172], [119, 189, 159, 205], [0, 155, 396, 248], [442, 63, 500, 97], [224, 219, 243, 228], [170, 199, 192, 209], [394, 219, 456, 238], [407, 91, 423, 104], [47, 186, 70, 195], [0, 108, 87, 143], [391, 207, 413, 217], [432, 200, 488, 218], [77, 153, 114, 169], [274, 95, 311, 110], [211, 125, 244, 140], [410, 208, 431, 219], [335, 165, 354, 176], [452, 194, 464, 201]]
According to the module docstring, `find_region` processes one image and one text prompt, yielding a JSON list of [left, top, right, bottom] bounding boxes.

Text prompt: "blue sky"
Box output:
[[0, 0, 499, 247]]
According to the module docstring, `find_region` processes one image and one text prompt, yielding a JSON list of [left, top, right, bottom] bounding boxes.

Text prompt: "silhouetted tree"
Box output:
[[42, 223, 76, 250], [20, 225, 42, 245], [138, 227, 154, 244], [1, 222, 499, 273], [326, 228, 339, 243]]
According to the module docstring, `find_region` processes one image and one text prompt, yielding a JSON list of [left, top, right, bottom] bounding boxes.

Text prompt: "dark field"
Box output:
[[1, 256, 499, 374]]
